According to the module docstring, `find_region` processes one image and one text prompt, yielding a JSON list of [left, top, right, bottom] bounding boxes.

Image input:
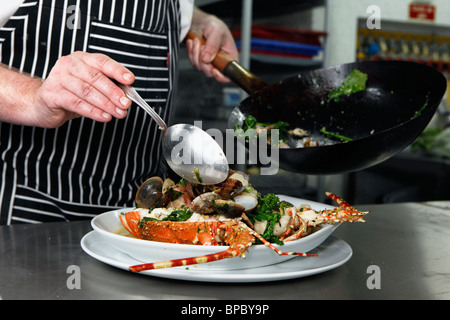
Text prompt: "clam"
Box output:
[[190, 192, 220, 214], [162, 178, 175, 193], [136, 176, 165, 209], [233, 192, 258, 212]]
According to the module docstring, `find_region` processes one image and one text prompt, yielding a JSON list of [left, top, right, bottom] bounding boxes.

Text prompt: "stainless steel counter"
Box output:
[[1, 201, 449, 301]]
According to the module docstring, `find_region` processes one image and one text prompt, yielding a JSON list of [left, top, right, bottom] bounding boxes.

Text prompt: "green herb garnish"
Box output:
[[247, 193, 284, 245], [193, 168, 203, 184], [238, 115, 289, 135], [242, 115, 258, 130], [328, 69, 368, 102], [411, 96, 429, 120], [320, 127, 353, 142], [139, 205, 193, 226]]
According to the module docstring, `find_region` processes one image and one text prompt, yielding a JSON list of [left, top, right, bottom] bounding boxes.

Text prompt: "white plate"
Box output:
[[81, 230, 352, 283], [90, 195, 340, 270]]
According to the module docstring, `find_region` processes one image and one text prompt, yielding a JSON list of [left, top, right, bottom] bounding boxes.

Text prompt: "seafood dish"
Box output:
[[118, 171, 368, 272]]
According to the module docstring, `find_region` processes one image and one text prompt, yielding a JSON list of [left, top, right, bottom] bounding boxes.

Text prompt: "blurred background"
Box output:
[[172, 0, 450, 205]]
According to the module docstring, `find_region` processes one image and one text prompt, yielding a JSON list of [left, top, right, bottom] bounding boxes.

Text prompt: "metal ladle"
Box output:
[[119, 84, 229, 185]]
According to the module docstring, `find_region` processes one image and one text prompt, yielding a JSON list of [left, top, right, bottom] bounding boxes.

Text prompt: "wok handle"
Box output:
[[186, 30, 267, 94]]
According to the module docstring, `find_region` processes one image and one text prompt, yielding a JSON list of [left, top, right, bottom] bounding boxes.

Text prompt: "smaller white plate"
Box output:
[[81, 231, 352, 283]]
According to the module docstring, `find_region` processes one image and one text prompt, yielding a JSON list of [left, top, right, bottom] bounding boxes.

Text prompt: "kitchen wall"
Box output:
[[324, 0, 450, 66]]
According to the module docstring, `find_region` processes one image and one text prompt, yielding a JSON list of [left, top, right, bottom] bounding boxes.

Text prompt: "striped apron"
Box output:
[[0, 0, 180, 224]]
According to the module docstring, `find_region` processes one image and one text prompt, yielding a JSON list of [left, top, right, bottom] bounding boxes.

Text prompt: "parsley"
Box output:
[[163, 207, 194, 221], [256, 193, 280, 216], [248, 193, 284, 244], [139, 205, 193, 226]]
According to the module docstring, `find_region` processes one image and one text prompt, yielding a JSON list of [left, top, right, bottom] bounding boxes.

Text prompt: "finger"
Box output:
[[80, 52, 135, 85], [189, 37, 203, 70], [61, 73, 128, 119], [186, 39, 196, 68], [52, 88, 114, 123], [200, 64, 229, 83], [198, 63, 214, 79], [211, 68, 231, 83], [221, 37, 240, 62], [67, 58, 132, 112], [197, 28, 237, 81], [200, 31, 224, 65], [76, 52, 134, 110]]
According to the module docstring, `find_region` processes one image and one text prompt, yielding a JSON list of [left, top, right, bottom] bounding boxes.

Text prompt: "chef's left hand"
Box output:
[[186, 7, 239, 83]]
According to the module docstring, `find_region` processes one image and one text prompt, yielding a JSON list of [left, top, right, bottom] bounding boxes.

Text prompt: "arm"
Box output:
[[0, 52, 134, 128], [0, 65, 42, 126], [185, 7, 239, 83]]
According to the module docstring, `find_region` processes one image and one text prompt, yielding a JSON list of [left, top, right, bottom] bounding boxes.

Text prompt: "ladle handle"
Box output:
[[186, 30, 268, 94], [118, 83, 167, 130]]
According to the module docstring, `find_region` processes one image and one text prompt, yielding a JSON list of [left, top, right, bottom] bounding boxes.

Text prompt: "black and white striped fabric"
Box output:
[[0, 0, 180, 224]]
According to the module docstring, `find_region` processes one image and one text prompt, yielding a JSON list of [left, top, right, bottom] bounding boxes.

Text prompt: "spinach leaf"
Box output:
[[328, 69, 368, 102]]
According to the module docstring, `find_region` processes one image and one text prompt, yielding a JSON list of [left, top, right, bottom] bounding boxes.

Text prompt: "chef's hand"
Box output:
[[186, 7, 238, 83], [31, 51, 134, 128]]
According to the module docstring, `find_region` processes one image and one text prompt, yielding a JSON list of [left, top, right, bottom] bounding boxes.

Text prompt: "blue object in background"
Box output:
[[236, 38, 323, 56]]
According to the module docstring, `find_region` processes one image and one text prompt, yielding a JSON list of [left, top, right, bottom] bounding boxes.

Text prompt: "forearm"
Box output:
[[0, 64, 42, 126]]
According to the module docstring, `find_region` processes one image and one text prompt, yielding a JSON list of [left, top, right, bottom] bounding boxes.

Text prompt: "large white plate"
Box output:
[[81, 230, 352, 283], [90, 195, 340, 270]]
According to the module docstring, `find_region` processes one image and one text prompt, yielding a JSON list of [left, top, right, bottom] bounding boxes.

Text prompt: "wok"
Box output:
[[187, 32, 447, 174]]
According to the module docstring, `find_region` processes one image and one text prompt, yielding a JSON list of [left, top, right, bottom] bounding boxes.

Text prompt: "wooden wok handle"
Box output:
[[186, 30, 267, 94]]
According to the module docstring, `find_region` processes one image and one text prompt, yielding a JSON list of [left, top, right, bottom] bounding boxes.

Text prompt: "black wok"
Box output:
[[187, 32, 447, 175]]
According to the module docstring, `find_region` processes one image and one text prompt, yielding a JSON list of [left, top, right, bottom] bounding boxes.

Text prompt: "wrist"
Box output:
[[191, 7, 217, 31]]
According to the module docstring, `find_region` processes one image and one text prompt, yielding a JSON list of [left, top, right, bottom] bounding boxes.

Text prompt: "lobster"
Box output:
[[119, 175, 368, 272]]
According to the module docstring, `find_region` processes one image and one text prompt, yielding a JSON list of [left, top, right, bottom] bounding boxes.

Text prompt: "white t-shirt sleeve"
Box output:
[[0, 0, 24, 28], [179, 0, 194, 41]]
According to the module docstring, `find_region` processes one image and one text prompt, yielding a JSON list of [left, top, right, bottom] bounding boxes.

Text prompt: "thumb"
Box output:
[[200, 33, 223, 64], [201, 50, 216, 64]]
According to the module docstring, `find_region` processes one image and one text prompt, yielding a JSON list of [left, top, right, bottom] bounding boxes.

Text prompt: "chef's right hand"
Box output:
[[32, 51, 134, 128]]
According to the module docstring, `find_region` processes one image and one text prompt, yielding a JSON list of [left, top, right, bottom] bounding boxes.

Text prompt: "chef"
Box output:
[[0, 0, 238, 224]]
